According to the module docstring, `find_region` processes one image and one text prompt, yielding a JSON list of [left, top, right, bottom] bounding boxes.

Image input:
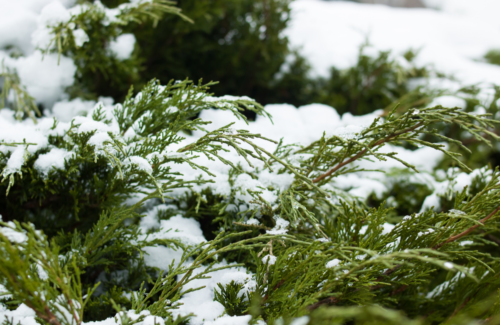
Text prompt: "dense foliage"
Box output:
[[2, 1, 500, 325], [82, 0, 312, 109]]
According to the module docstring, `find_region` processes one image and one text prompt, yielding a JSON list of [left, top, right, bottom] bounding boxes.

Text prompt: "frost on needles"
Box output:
[[2, 1, 500, 325]]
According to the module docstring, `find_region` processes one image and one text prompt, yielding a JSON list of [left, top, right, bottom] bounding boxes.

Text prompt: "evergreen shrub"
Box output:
[[96, 0, 313, 109], [1, 1, 500, 325]]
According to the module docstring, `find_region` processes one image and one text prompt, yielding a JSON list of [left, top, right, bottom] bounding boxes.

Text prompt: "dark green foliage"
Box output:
[[62, 0, 443, 118], [485, 49, 500, 66], [94, 0, 317, 112], [84, 286, 132, 321], [51, 0, 191, 101], [214, 281, 250, 316], [312, 46, 432, 115], [128, 0, 301, 107]]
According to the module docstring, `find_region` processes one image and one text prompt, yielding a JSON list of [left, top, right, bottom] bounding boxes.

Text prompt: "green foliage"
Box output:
[[83, 286, 131, 321], [214, 281, 250, 316], [128, 0, 299, 107], [4, 1, 500, 324], [0, 220, 96, 325], [307, 305, 423, 325], [485, 49, 500, 66], [312, 46, 434, 115], [2, 76, 500, 322], [0, 64, 40, 121], [44, 0, 191, 101]]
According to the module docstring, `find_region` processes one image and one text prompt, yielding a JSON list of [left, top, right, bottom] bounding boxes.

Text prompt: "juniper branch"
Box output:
[[308, 205, 500, 310], [312, 122, 424, 184], [433, 205, 500, 250]]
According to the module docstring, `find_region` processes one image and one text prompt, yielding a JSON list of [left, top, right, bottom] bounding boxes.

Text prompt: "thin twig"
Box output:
[[312, 122, 423, 183], [261, 279, 285, 304], [308, 206, 500, 310], [433, 205, 500, 250], [449, 296, 471, 319]]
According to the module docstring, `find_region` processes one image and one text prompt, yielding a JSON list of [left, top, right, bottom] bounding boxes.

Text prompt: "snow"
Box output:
[[428, 96, 466, 109], [449, 209, 466, 216], [170, 261, 254, 325], [37, 0, 71, 26], [0, 284, 11, 300], [34, 148, 73, 176], [203, 315, 252, 325], [1, 0, 499, 323], [124, 156, 153, 174], [50, 98, 96, 122], [11, 52, 76, 108], [261, 255, 277, 265], [0, 304, 38, 325], [267, 217, 290, 235], [31, 1, 71, 49], [0, 114, 49, 175], [74, 116, 115, 133], [421, 166, 492, 211], [139, 206, 207, 270], [0, 3, 37, 54], [109, 34, 136, 60], [460, 240, 473, 246], [72, 28, 89, 47], [290, 316, 310, 325], [0, 0, 79, 107], [381, 223, 395, 235], [143, 316, 165, 325], [146, 214, 206, 246], [246, 218, 260, 225], [326, 259, 341, 268], [286, 0, 500, 85], [425, 266, 474, 298], [0, 0, 74, 54], [0, 222, 28, 244]]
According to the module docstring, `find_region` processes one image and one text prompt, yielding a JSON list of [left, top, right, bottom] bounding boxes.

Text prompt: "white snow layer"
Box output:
[[286, 0, 500, 85], [0, 0, 77, 108], [109, 33, 136, 60], [34, 147, 74, 176]]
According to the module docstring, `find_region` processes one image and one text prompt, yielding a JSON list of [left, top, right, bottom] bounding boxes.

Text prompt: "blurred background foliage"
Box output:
[[97, 0, 313, 107], [485, 49, 500, 66], [95, 0, 433, 116], [76, 1, 426, 111]]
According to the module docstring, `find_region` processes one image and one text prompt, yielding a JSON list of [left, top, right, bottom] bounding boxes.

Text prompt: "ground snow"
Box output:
[[286, 0, 500, 85]]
